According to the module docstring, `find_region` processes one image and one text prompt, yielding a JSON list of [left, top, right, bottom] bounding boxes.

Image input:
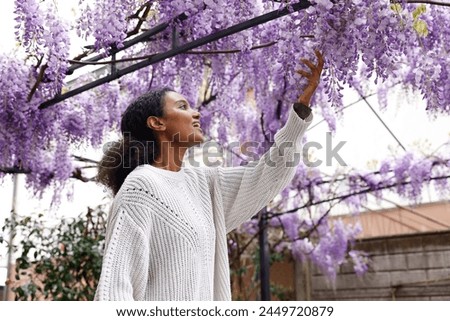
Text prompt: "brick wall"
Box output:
[[295, 230, 450, 300]]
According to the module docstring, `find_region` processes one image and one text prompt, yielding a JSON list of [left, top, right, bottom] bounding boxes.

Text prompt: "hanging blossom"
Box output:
[[0, 54, 69, 206], [0, 55, 31, 180], [41, 10, 70, 96], [0, 73, 73, 204], [238, 219, 259, 236], [13, 0, 70, 102], [304, 219, 363, 281], [391, 3, 450, 114], [0, 0, 74, 204], [76, 0, 140, 51], [287, 217, 366, 281], [305, 0, 407, 109], [14, 0, 45, 54], [348, 250, 369, 276], [64, 82, 122, 148]]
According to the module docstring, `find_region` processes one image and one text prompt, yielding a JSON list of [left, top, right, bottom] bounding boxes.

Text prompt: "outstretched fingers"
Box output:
[[315, 49, 324, 72], [296, 50, 325, 106], [296, 69, 311, 78], [300, 58, 316, 71], [296, 50, 324, 83]]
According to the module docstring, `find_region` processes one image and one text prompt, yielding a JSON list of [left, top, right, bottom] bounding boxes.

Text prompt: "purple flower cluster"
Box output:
[[288, 218, 366, 281], [400, 4, 450, 114], [0, 54, 73, 202], [14, 0, 45, 54], [311, 220, 358, 280], [14, 0, 70, 95], [348, 250, 369, 276], [76, 0, 138, 51], [42, 11, 70, 95], [239, 219, 259, 236]]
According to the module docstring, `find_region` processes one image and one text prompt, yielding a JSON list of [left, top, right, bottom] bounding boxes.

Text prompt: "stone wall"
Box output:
[[295, 230, 450, 300]]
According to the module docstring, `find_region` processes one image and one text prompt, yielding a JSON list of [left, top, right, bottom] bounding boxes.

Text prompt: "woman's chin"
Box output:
[[194, 136, 205, 145], [194, 130, 205, 144]]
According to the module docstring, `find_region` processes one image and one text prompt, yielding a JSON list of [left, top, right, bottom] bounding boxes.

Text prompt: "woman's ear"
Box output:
[[147, 116, 166, 131]]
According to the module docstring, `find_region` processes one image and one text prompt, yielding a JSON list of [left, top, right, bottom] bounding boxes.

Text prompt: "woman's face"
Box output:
[[155, 91, 204, 147]]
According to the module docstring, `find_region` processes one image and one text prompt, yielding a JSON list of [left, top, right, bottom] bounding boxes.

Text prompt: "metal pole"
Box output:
[[258, 207, 271, 301], [172, 25, 180, 49], [111, 52, 117, 75], [4, 172, 19, 301]]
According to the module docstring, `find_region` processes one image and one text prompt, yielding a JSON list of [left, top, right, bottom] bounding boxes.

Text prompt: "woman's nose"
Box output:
[[192, 109, 201, 120]]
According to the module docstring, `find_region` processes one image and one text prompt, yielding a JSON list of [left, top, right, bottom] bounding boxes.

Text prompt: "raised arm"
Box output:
[[205, 50, 324, 233]]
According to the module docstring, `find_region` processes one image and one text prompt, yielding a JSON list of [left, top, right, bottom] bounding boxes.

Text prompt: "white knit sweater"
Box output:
[[94, 105, 312, 301]]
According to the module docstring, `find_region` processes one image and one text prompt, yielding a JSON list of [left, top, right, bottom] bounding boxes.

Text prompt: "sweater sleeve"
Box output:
[[207, 104, 313, 233], [94, 204, 150, 301]]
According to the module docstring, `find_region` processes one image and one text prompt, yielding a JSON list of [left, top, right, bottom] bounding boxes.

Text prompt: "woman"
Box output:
[[95, 50, 324, 301]]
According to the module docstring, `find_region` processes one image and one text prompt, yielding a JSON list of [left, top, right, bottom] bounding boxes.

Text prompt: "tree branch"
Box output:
[[0, 166, 96, 182], [291, 201, 340, 242], [27, 64, 48, 102], [72, 155, 99, 164], [267, 174, 450, 217], [299, 158, 448, 187], [126, 1, 153, 38], [260, 111, 272, 143]]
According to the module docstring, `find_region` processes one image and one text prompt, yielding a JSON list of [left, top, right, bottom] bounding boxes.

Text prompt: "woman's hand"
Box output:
[[296, 50, 324, 106]]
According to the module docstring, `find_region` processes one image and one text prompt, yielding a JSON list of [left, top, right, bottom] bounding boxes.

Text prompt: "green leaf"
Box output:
[[413, 4, 426, 20], [390, 3, 402, 13], [16, 287, 25, 298], [21, 217, 31, 225], [414, 19, 429, 37], [7, 205, 107, 301]]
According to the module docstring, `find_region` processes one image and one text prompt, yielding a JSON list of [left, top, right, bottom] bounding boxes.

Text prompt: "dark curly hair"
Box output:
[[96, 87, 173, 196]]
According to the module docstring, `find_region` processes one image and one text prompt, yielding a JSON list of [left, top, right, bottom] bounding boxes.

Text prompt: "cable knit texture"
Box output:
[[94, 105, 312, 301]]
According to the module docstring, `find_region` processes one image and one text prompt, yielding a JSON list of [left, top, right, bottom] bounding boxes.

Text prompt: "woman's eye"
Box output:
[[179, 104, 187, 110]]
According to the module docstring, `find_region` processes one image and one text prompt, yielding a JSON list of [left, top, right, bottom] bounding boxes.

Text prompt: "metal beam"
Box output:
[[39, 1, 312, 109], [66, 12, 189, 75]]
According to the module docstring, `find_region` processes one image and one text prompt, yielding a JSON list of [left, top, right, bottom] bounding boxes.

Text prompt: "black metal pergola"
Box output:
[[39, 1, 312, 109]]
